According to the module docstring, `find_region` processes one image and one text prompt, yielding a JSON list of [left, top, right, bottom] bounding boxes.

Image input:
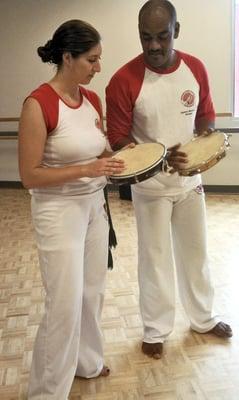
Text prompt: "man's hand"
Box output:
[[112, 136, 136, 151], [166, 143, 188, 173], [195, 127, 215, 137], [121, 142, 136, 150]]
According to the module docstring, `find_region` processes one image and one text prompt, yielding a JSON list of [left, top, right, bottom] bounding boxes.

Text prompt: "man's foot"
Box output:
[[142, 341, 163, 359], [205, 322, 233, 338], [98, 365, 110, 377], [75, 365, 110, 379]]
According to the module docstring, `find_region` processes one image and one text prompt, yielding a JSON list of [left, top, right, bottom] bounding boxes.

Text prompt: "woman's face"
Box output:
[[67, 43, 102, 84]]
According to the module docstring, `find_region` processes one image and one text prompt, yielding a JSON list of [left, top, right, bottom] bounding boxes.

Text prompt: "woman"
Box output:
[[18, 19, 125, 400]]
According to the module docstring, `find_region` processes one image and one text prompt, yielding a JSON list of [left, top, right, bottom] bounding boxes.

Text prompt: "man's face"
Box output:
[[139, 7, 179, 69]]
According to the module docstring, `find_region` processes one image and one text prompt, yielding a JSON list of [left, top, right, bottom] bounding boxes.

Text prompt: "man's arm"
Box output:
[[106, 57, 145, 150], [194, 63, 215, 135], [106, 74, 134, 150]]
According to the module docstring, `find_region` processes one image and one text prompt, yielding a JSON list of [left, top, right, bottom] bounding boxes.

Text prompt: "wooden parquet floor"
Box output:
[[0, 188, 239, 400]]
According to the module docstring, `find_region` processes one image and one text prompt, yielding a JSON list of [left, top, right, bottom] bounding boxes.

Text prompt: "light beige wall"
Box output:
[[0, 0, 237, 184], [0, 0, 234, 116]]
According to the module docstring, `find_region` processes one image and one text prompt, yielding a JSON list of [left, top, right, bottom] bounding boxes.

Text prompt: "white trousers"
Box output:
[[132, 188, 220, 343], [28, 190, 109, 400]]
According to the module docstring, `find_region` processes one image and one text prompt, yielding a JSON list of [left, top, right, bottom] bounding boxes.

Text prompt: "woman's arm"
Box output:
[[18, 98, 124, 189]]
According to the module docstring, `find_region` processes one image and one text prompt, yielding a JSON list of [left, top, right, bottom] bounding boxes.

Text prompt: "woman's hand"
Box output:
[[85, 157, 125, 178], [90, 143, 135, 178]]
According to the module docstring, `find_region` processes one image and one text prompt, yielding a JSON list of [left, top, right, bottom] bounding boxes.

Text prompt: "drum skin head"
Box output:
[[178, 132, 228, 176], [109, 142, 166, 184], [111, 143, 165, 176]]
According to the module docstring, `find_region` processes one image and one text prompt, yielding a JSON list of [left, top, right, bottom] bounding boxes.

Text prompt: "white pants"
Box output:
[[28, 190, 109, 400], [132, 188, 220, 343]]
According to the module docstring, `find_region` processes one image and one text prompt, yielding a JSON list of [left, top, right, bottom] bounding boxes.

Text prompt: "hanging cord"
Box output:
[[103, 186, 117, 269]]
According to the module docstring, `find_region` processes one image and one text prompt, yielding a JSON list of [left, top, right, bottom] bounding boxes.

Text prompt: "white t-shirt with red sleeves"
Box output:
[[106, 51, 215, 196], [28, 83, 107, 196]]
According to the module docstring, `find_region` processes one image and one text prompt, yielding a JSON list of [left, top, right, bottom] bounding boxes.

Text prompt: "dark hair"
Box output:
[[37, 19, 101, 66], [139, 0, 177, 24]]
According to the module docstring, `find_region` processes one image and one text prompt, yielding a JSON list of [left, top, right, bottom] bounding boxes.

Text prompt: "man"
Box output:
[[106, 0, 232, 359]]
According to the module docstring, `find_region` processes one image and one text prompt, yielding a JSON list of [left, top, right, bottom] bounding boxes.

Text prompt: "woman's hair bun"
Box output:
[[37, 40, 54, 63], [37, 20, 101, 67]]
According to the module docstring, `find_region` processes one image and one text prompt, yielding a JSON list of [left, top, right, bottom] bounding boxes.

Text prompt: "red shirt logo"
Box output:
[[95, 118, 106, 137], [95, 118, 101, 129], [181, 90, 195, 107]]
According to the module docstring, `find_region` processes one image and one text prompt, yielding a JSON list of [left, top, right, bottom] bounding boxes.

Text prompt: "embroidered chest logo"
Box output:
[[95, 118, 101, 129], [181, 90, 195, 108], [95, 117, 106, 138]]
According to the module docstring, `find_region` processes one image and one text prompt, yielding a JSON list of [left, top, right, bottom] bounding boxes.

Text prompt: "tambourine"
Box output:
[[108, 142, 166, 185], [177, 131, 230, 176]]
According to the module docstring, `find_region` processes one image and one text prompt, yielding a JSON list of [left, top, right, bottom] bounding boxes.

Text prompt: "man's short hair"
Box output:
[[139, 0, 177, 24]]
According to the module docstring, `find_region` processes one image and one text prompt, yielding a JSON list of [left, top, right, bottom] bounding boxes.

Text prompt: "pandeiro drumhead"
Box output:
[[109, 142, 166, 185]]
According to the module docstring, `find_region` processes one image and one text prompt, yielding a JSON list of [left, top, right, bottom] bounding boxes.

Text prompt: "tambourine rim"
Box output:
[[178, 132, 228, 175], [178, 146, 226, 173]]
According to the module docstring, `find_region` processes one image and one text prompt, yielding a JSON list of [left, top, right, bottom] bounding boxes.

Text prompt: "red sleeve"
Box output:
[[106, 55, 145, 147], [26, 83, 59, 134], [180, 52, 215, 123]]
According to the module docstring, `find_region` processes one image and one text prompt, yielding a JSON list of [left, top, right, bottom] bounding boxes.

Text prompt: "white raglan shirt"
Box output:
[[106, 51, 215, 196], [28, 84, 107, 196]]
